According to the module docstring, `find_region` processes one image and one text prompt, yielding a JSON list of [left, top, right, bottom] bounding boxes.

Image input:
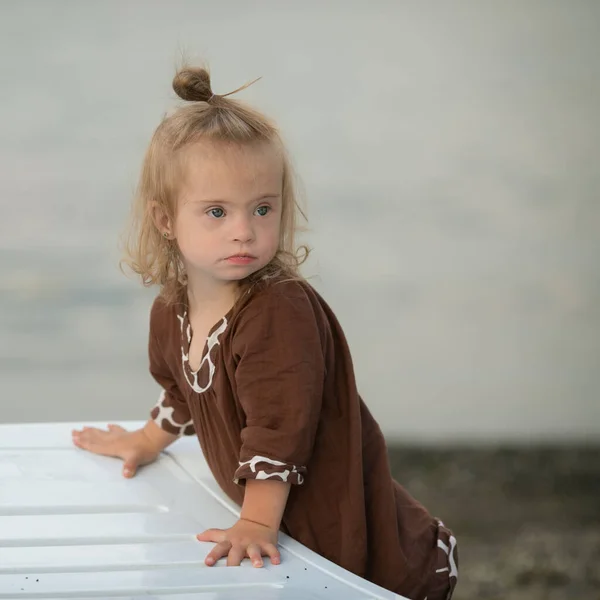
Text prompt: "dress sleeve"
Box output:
[[231, 282, 325, 485], [147, 301, 195, 437]]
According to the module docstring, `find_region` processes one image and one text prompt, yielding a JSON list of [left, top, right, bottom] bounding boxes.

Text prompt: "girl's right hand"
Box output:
[[71, 424, 161, 478]]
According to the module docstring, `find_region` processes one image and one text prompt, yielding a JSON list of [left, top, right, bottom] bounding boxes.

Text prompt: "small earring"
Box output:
[[162, 232, 169, 239]]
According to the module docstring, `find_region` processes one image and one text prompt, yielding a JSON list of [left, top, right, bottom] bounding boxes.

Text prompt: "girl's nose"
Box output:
[[232, 218, 255, 243]]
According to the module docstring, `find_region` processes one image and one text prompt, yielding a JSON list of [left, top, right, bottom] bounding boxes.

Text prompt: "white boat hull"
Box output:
[[0, 421, 405, 599]]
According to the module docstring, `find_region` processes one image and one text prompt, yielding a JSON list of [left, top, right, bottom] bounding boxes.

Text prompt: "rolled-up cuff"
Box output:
[[233, 454, 306, 486], [150, 390, 194, 436]]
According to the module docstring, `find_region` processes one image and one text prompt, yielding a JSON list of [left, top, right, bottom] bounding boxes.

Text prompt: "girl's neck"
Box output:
[[185, 274, 239, 317]]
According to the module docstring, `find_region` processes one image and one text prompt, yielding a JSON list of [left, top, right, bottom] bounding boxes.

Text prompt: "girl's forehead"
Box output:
[[182, 140, 283, 187], [186, 140, 280, 169]]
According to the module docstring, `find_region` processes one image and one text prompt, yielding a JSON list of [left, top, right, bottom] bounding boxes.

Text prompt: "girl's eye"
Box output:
[[208, 207, 225, 219], [255, 205, 270, 217]]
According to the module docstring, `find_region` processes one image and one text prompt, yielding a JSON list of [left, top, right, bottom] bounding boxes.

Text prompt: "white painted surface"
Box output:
[[0, 421, 403, 599]]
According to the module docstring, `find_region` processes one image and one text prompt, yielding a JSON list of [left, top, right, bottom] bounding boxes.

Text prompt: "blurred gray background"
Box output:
[[1, 0, 598, 443]]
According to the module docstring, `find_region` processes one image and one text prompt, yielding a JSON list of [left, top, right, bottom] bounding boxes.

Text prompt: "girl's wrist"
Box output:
[[139, 419, 177, 453], [239, 515, 278, 531]]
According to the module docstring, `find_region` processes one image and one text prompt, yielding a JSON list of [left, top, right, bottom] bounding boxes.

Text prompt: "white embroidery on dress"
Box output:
[[234, 454, 305, 484], [437, 535, 459, 582], [181, 315, 228, 393], [152, 389, 193, 435]]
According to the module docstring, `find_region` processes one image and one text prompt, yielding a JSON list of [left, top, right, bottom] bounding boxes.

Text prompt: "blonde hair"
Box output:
[[121, 66, 309, 304]]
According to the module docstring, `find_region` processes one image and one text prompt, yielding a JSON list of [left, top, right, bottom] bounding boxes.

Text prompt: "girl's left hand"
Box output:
[[196, 518, 281, 567]]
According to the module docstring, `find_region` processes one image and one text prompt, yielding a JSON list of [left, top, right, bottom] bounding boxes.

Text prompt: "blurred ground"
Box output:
[[388, 445, 600, 599]]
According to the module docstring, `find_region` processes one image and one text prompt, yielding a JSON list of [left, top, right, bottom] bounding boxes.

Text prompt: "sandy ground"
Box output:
[[388, 445, 600, 600]]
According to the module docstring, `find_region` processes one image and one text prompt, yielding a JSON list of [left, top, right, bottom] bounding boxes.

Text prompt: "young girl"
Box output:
[[72, 66, 458, 600]]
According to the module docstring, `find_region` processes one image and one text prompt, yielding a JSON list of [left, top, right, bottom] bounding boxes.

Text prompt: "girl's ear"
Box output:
[[151, 202, 174, 239]]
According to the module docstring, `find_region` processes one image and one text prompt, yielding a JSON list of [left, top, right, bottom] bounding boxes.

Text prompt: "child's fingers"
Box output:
[[204, 541, 231, 566], [107, 424, 126, 433], [73, 427, 101, 440], [246, 544, 263, 568], [74, 426, 119, 438], [72, 433, 99, 452], [226, 544, 245, 567], [72, 429, 97, 446], [72, 436, 99, 453], [264, 543, 281, 565], [71, 428, 116, 456], [196, 528, 226, 543], [71, 427, 92, 437], [71, 429, 85, 445], [122, 461, 138, 478]]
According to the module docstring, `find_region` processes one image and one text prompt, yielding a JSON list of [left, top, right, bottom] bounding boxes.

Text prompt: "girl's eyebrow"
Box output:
[[192, 194, 281, 205]]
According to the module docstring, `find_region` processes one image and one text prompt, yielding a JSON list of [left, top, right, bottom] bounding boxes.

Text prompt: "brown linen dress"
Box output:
[[149, 277, 458, 599]]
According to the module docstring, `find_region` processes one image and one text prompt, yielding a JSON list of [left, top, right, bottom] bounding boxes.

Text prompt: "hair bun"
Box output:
[[172, 67, 213, 102]]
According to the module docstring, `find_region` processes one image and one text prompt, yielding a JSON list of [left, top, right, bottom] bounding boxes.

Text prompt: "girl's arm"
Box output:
[[240, 479, 291, 530], [197, 283, 326, 568]]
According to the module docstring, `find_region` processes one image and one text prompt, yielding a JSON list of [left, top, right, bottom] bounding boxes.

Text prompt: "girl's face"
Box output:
[[173, 140, 283, 287]]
